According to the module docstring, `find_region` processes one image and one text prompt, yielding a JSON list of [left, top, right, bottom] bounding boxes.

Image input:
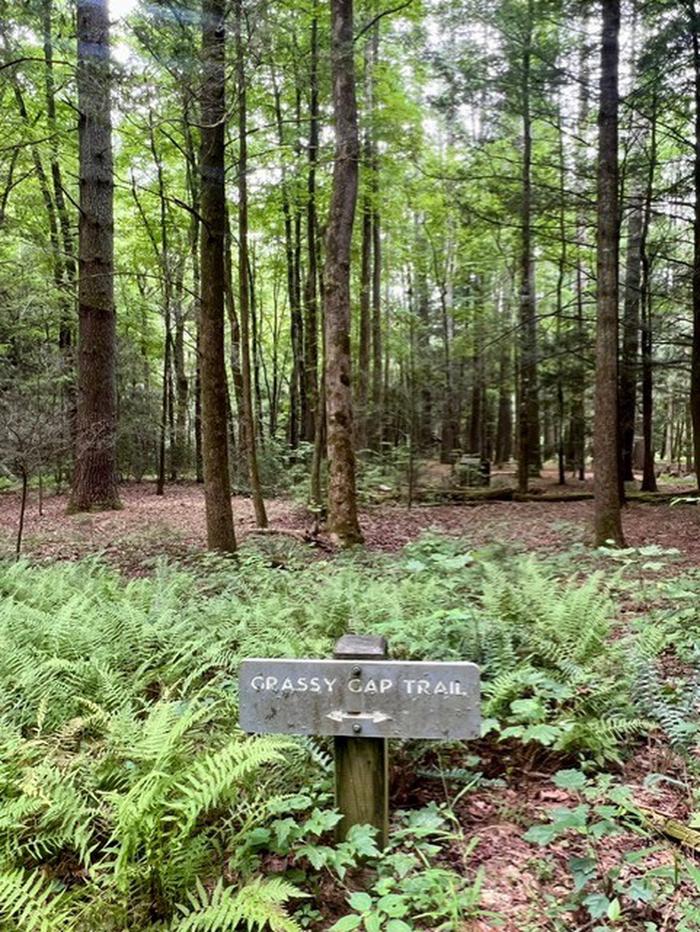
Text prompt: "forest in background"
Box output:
[[3, 0, 700, 550]]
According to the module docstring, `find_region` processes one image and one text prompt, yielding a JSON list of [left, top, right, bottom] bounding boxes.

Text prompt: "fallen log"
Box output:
[[637, 805, 700, 850], [412, 487, 515, 503], [513, 492, 594, 503]]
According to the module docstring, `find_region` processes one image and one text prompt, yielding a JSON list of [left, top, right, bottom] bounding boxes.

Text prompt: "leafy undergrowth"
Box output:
[[0, 536, 699, 930]]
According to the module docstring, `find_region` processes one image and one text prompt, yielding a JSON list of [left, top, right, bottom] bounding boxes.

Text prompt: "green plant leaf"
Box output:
[[377, 893, 408, 918], [522, 723, 560, 745], [523, 823, 558, 845], [583, 892, 611, 919], [329, 916, 363, 932], [348, 892, 373, 913], [553, 769, 587, 791]]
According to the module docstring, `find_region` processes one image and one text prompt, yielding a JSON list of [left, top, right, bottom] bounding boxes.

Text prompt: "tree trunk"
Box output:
[[272, 72, 304, 450], [572, 23, 590, 482], [236, 0, 267, 527], [183, 99, 203, 482], [224, 212, 245, 452], [369, 23, 383, 452], [16, 469, 28, 561], [302, 0, 320, 444], [356, 185, 372, 450], [42, 0, 76, 446], [620, 195, 643, 482], [172, 303, 189, 477], [517, 0, 540, 493], [640, 288, 657, 492], [199, 0, 236, 551], [640, 93, 658, 492], [70, 0, 120, 512], [593, 0, 624, 546], [691, 5, 700, 489], [324, 0, 363, 546]]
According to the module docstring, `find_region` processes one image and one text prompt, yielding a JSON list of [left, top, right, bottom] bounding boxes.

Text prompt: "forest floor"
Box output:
[[1, 478, 699, 929], [2, 475, 700, 572]]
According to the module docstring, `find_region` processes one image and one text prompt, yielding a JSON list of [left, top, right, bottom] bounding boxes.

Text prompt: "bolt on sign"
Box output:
[[239, 659, 480, 739]]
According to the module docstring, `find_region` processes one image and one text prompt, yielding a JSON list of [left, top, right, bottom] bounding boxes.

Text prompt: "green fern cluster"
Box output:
[[377, 553, 648, 761], [629, 623, 700, 750], [1, 538, 687, 929], [0, 559, 325, 931]]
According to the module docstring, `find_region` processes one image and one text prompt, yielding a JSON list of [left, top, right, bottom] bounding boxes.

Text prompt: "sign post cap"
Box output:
[[334, 635, 387, 659]]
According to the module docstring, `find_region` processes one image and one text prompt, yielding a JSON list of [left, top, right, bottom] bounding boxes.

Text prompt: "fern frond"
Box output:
[[0, 867, 69, 931], [174, 876, 305, 932]]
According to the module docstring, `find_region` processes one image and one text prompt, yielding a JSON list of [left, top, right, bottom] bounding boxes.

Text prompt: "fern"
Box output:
[[173, 876, 305, 932], [0, 867, 70, 931], [168, 736, 290, 835]]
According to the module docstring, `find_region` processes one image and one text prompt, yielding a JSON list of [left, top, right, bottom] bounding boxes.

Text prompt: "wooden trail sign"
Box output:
[[239, 659, 480, 739], [239, 636, 481, 847]]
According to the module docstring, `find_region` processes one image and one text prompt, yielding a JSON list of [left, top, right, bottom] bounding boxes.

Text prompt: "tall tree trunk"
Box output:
[[495, 290, 513, 465], [619, 194, 643, 482], [593, 0, 624, 546], [183, 98, 203, 482], [302, 0, 320, 444], [640, 285, 657, 492], [640, 93, 658, 492], [70, 0, 120, 512], [691, 4, 700, 489], [42, 0, 76, 447], [356, 184, 372, 450], [556, 113, 567, 485], [415, 224, 432, 450], [224, 212, 245, 450], [272, 73, 304, 449], [199, 0, 236, 551], [369, 23, 383, 451], [236, 0, 267, 527], [517, 0, 540, 493], [172, 300, 189, 477], [572, 21, 591, 481], [325, 0, 363, 546], [148, 120, 174, 495]]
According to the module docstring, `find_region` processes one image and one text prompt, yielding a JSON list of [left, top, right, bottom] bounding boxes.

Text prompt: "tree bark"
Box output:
[[572, 21, 590, 482], [620, 195, 643, 482], [517, 0, 540, 493], [369, 23, 383, 452], [302, 0, 320, 444], [593, 0, 625, 546], [356, 183, 372, 450], [198, 0, 236, 551], [70, 0, 120, 512], [236, 0, 267, 528], [640, 93, 658, 492], [691, 3, 700, 489], [324, 0, 363, 546], [272, 72, 304, 450], [495, 290, 513, 465], [42, 0, 77, 448]]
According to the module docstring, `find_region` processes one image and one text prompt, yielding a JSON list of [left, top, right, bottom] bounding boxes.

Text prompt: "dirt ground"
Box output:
[[2, 479, 700, 570]]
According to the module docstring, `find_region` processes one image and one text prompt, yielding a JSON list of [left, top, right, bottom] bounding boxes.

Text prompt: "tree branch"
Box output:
[[354, 0, 413, 42]]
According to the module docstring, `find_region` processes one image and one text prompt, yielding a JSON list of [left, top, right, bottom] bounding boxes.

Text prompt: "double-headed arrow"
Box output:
[[326, 710, 392, 724]]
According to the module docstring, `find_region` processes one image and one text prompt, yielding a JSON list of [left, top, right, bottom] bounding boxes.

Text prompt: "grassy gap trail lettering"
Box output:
[[239, 659, 480, 740]]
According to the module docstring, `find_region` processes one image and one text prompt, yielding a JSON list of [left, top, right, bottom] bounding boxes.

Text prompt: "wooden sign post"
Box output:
[[333, 635, 390, 847], [239, 639, 480, 848]]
